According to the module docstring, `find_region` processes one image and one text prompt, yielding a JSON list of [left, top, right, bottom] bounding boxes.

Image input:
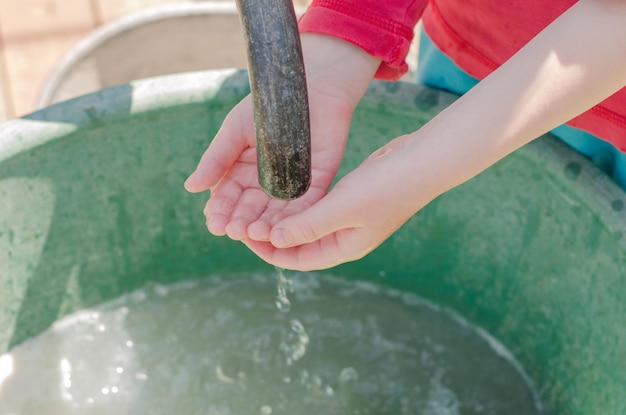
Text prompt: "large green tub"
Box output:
[[1, 69, 625, 414]]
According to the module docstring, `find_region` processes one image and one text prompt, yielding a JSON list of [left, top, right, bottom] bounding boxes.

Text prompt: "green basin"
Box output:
[[1, 69, 625, 414]]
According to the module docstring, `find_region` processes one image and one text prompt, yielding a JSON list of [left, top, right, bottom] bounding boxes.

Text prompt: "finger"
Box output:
[[268, 191, 353, 248], [241, 239, 327, 271], [246, 184, 326, 242], [204, 185, 240, 236], [184, 98, 254, 193], [224, 187, 271, 241], [203, 157, 260, 235], [246, 204, 284, 242], [243, 228, 366, 271]]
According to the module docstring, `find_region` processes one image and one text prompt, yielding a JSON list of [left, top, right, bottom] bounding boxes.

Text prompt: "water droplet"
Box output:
[[116, 367, 124, 374], [275, 296, 291, 313], [290, 319, 304, 334], [281, 319, 309, 365], [260, 405, 272, 415], [135, 373, 148, 381], [60, 358, 73, 391], [101, 387, 110, 395], [275, 269, 292, 313], [339, 367, 359, 383]]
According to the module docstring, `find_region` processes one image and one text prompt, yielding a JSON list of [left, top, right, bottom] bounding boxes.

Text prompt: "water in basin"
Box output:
[[0, 273, 543, 415]]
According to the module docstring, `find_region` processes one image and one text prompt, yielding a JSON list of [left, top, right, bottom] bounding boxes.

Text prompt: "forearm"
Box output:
[[299, 0, 427, 81], [406, 0, 626, 201]]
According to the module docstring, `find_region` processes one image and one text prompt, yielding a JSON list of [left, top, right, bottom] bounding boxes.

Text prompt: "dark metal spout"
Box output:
[[235, 0, 311, 200]]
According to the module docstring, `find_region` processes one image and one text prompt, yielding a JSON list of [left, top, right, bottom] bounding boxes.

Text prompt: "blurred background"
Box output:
[[0, 0, 310, 122], [0, 0, 417, 122]]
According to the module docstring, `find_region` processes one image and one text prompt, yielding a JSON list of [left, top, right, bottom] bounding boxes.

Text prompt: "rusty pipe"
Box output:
[[235, 0, 311, 200]]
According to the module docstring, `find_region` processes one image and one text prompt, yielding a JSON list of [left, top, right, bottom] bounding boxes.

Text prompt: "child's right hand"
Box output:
[[240, 0, 626, 271], [184, 34, 382, 244]]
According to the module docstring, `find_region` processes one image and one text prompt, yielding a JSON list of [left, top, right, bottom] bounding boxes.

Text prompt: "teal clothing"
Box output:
[[415, 30, 626, 189]]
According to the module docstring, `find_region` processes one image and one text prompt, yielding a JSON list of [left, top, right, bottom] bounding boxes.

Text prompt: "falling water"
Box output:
[[275, 268, 292, 313]]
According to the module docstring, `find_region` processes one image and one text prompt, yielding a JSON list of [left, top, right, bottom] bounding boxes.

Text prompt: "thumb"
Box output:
[[184, 98, 254, 193], [269, 196, 350, 248]]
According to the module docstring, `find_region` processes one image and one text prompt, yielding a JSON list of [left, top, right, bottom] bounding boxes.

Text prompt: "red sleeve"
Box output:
[[298, 0, 428, 81]]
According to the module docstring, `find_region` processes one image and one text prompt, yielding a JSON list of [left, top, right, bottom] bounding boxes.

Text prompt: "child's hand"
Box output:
[[188, 0, 626, 271], [184, 87, 351, 242], [241, 0, 626, 271], [241, 134, 430, 270], [184, 34, 381, 243]]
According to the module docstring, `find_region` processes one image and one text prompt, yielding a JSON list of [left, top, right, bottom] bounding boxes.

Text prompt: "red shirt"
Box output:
[[298, 0, 626, 152]]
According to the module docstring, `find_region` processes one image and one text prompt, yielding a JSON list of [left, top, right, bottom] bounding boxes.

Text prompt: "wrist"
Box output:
[[300, 33, 381, 110]]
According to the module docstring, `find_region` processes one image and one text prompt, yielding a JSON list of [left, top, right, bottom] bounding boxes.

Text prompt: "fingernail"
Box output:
[[271, 229, 291, 248]]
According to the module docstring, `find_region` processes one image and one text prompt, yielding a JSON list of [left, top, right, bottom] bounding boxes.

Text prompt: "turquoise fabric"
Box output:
[[415, 29, 626, 189]]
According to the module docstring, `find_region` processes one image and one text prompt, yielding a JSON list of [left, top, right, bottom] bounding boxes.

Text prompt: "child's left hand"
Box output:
[[241, 134, 436, 271]]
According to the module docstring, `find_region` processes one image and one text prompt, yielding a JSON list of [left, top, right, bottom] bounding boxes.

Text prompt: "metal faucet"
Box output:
[[235, 0, 311, 200]]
